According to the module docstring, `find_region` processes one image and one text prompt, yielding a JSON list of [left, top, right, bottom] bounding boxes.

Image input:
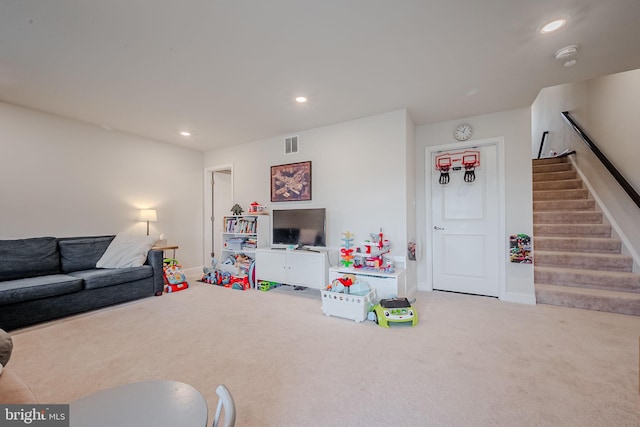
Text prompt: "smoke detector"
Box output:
[[554, 45, 579, 67]]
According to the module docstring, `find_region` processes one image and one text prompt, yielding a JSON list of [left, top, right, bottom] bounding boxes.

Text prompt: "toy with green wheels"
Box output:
[[370, 297, 418, 328]]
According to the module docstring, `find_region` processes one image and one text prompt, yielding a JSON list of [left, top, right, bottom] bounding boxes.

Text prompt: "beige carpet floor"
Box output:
[[9, 281, 640, 426]]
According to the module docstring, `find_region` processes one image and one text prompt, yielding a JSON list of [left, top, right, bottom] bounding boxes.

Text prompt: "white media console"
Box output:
[[254, 248, 338, 289], [255, 247, 414, 300]]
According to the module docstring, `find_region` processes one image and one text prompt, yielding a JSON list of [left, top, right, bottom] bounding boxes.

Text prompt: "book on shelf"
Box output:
[[225, 217, 257, 234]]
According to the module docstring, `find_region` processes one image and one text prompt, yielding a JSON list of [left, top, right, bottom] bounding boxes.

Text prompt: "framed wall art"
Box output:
[[270, 161, 312, 202]]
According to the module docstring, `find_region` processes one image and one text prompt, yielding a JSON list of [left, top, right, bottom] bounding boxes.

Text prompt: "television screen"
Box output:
[[272, 208, 326, 247]]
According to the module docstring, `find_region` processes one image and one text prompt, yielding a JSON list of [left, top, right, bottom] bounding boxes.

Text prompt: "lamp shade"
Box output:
[[138, 209, 157, 222]]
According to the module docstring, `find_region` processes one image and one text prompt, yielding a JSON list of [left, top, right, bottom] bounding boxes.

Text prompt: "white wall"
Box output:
[[530, 80, 588, 158], [531, 69, 640, 263], [586, 69, 640, 193], [404, 114, 418, 288], [204, 109, 410, 259], [0, 102, 204, 270], [415, 108, 534, 303]]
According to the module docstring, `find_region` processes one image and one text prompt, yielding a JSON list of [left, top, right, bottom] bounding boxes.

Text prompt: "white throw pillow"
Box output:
[[96, 233, 158, 269]]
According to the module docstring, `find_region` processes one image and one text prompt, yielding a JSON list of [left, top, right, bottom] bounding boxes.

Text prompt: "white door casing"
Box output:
[[426, 138, 506, 299]]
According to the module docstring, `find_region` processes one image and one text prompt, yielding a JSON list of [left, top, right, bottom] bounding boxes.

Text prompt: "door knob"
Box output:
[[433, 226, 445, 230]]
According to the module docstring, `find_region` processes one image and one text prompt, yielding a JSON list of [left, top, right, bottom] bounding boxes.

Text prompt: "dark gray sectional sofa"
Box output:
[[0, 236, 164, 331]]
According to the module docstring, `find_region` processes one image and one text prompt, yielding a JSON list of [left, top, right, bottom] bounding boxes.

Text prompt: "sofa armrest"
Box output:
[[146, 249, 165, 296]]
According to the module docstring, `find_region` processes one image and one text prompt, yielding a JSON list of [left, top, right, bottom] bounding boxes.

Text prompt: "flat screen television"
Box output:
[[272, 208, 326, 248]]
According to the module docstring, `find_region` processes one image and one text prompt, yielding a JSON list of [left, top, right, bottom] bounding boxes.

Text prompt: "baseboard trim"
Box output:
[[183, 266, 202, 280], [502, 292, 536, 305]]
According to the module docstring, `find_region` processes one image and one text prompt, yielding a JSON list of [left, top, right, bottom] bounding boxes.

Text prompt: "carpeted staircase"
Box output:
[[532, 156, 640, 316]]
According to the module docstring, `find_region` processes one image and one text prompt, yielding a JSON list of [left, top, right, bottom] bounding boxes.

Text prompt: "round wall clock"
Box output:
[[454, 123, 473, 141]]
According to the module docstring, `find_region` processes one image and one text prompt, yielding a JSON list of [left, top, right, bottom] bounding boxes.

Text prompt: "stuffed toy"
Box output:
[[0, 328, 13, 376], [230, 204, 244, 215]]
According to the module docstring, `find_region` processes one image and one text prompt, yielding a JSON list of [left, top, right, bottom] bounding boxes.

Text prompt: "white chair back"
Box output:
[[213, 384, 236, 427]]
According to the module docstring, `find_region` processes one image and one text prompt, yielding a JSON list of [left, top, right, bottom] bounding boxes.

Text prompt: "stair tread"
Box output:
[[536, 283, 640, 299], [532, 157, 568, 164], [534, 211, 599, 216], [535, 236, 617, 241], [533, 188, 587, 194], [534, 223, 611, 237], [533, 171, 576, 179], [534, 265, 640, 279], [535, 250, 631, 260], [533, 211, 603, 223], [533, 237, 621, 253]]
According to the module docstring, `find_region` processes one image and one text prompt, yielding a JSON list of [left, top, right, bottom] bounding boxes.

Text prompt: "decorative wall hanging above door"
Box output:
[[435, 150, 480, 184]]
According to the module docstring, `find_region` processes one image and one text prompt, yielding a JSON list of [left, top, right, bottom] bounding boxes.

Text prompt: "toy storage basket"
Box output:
[[320, 288, 375, 322]]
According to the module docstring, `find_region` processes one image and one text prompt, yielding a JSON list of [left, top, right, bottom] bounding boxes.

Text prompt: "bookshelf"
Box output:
[[220, 214, 269, 260]]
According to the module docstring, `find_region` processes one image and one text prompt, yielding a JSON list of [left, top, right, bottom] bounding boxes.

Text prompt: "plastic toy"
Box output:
[[258, 281, 281, 292], [340, 231, 355, 267], [435, 150, 480, 185], [163, 258, 188, 290], [331, 276, 353, 293], [248, 201, 266, 213], [227, 275, 249, 290], [230, 204, 243, 215], [371, 297, 418, 328], [360, 228, 390, 257], [165, 282, 188, 293]]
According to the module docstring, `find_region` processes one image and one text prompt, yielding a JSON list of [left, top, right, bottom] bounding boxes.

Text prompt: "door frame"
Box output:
[[424, 137, 506, 300], [203, 164, 234, 266]]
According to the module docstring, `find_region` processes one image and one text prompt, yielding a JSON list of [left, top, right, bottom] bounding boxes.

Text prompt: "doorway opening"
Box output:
[[204, 165, 233, 266]]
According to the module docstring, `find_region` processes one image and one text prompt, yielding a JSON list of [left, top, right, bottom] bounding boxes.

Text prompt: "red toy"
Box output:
[[165, 282, 188, 293], [226, 275, 250, 290]]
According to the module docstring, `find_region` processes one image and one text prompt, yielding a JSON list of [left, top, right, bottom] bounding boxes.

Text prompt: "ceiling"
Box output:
[[1, 1, 639, 152]]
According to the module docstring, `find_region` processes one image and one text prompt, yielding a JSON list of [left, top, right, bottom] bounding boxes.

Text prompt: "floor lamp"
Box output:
[[138, 209, 157, 236]]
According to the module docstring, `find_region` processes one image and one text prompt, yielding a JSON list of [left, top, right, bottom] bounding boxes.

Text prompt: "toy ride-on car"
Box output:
[[372, 297, 418, 328]]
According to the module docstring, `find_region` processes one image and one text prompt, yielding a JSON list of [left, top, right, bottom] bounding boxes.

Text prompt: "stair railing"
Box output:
[[536, 131, 549, 159], [562, 111, 640, 209]]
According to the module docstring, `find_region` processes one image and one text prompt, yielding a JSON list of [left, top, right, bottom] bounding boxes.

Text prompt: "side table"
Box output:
[[152, 245, 179, 260]]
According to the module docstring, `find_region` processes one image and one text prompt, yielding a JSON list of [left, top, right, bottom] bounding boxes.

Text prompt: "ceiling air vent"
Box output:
[[284, 136, 298, 154]]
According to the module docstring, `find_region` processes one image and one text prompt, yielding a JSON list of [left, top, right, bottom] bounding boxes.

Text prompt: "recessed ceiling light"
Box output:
[[295, 96, 307, 103], [540, 19, 566, 34], [180, 131, 191, 136]]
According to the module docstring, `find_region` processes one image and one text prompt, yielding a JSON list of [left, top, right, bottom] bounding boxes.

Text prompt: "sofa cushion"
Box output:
[[69, 266, 153, 290], [96, 233, 157, 268], [0, 275, 83, 305], [0, 237, 60, 282], [59, 236, 114, 273]]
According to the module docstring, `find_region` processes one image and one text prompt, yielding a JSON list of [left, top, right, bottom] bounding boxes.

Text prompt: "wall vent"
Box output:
[[284, 136, 298, 154]]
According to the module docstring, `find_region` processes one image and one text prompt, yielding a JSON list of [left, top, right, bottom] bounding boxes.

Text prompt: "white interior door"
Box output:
[[431, 143, 500, 297]]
